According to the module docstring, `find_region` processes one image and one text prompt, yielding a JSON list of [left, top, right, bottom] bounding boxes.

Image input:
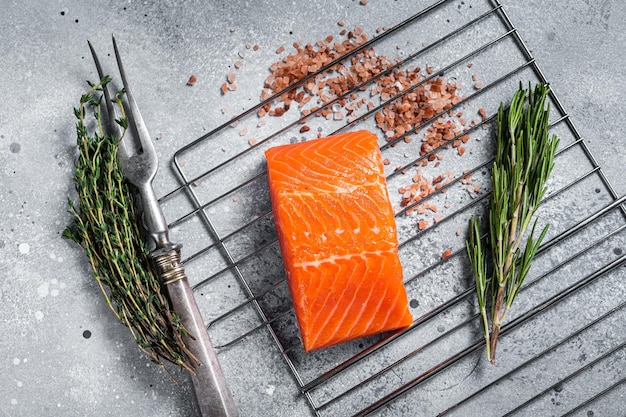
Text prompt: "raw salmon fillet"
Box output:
[[265, 130, 413, 351]]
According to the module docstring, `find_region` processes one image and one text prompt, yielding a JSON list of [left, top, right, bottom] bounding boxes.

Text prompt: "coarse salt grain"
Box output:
[[186, 75, 197, 86]]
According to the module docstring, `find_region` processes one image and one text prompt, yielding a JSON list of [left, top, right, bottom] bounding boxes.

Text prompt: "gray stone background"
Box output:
[[1, 0, 624, 416]]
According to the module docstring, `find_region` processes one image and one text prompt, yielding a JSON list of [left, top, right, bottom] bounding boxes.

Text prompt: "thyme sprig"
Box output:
[[63, 79, 197, 375], [466, 82, 559, 364]]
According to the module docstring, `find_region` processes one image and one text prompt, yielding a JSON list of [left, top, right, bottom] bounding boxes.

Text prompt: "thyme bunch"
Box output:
[[466, 83, 559, 364], [63, 79, 197, 375]]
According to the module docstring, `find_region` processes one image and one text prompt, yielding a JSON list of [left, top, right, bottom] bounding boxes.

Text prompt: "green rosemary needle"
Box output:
[[466, 82, 559, 364], [64, 79, 196, 376]]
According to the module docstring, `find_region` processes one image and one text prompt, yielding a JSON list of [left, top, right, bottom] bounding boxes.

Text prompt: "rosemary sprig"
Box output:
[[63, 79, 197, 375], [466, 82, 559, 364]]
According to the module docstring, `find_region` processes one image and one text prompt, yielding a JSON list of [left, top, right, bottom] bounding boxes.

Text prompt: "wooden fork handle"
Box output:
[[152, 247, 239, 417]]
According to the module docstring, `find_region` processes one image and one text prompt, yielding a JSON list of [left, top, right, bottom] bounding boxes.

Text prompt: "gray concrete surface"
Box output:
[[1, 1, 624, 416]]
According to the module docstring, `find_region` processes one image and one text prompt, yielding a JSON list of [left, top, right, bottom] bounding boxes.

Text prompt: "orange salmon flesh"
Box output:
[[265, 130, 413, 351]]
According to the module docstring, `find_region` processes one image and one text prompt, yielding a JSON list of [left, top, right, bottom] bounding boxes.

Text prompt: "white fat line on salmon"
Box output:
[[276, 182, 385, 196], [294, 249, 396, 269]]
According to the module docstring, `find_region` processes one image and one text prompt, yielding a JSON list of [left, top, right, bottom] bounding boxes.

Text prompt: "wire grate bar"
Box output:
[[501, 344, 626, 417], [559, 377, 626, 417]]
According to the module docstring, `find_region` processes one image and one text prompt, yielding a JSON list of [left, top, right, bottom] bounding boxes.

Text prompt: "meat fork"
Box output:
[[88, 37, 238, 417]]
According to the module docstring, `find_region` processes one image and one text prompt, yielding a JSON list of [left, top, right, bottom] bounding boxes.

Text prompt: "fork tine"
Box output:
[[112, 35, 157, 162], [87, 40, 124, 143]]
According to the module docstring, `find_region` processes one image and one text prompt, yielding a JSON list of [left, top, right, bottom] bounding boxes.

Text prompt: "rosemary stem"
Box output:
[[480, 305, 492, 361], [489, 283, 506, 363]]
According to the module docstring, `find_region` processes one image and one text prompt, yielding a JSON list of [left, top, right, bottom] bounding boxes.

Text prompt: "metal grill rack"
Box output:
[[159, 0, 626, 415]]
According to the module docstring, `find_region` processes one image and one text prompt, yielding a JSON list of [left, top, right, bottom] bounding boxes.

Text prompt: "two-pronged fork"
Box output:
[[88, 36, 238, 417]]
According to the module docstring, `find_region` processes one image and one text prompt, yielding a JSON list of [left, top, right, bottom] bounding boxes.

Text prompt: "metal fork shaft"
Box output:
[[137, 184, 171, 249], [153, 248, 239, 417]]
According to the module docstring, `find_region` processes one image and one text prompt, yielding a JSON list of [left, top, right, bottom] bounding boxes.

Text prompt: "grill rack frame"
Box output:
[[160, 0, 626, 415]]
